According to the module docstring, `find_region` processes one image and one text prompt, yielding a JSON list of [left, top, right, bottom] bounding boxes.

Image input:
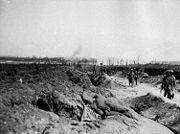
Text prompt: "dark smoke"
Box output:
[[71, 45, 82, 57]]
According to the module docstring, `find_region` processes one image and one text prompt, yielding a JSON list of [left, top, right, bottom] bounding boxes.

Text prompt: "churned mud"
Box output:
[[0, 64, 178, 134]]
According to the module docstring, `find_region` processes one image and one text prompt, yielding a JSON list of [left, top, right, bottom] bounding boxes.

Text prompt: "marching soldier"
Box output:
[[128, 68, 135, 88], [161, 70, 176, 99], [100, 63, 103, 75], [92, 64, 96, 75], [134, 68, 139, 86]]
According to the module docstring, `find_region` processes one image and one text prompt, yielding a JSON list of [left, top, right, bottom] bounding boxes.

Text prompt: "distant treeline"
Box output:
[[0, 56, 97, 65]]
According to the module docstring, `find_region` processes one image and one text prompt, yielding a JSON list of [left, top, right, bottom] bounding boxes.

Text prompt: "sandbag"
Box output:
[[94, 95, 110, 111], [105, 110, 120, 116], [105, 98, 128, 113], [92, 101, 110, 116], [82, 92, 94, 104], [94, 107, 104, 116]]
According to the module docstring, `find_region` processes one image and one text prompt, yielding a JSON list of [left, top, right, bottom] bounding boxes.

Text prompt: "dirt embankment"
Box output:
[[0, 65, 92, 133], [0, 64, 176, 134], [108, 74, 180, 134], [0, 64, 126, 134], [130, 93, 180, 134]]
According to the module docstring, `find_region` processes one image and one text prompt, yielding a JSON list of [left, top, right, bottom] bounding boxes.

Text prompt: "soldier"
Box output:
[[128, 68, 135, 88], [134, 68, 138, 86], [103, 65, 106, 74], [100, 63, 103, 75], [92, 64, 96, 75], [161, 70, 176, 99]]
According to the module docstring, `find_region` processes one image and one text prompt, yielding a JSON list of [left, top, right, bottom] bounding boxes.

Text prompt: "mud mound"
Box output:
[[66, 70, 93, 89], [98, 115, 173, 134], [89, 74, 125, 89], [0, 64, 175, 134], [0, 65, 115, 133], [130, 93, 180, 133], [82, 91, 96, 104], [89, 74, 113, 88], [89, 74, 107, 87], [105, 98, 128, 113], [139, 74, 163, 86], [36, 89, 84, 120]]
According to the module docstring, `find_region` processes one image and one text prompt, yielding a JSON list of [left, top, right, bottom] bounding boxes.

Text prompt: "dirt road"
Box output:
[[109, 76, 180, 106]]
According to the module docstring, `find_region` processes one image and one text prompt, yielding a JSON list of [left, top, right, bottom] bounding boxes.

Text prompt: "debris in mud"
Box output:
[[36, 89, 85, 121], [81, 105, 99, 121]]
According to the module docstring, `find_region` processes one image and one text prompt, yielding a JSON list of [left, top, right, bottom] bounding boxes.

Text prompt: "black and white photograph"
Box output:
[[0, 0, 180, 133]]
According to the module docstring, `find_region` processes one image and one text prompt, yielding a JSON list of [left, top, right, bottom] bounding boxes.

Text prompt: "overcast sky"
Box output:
[[0, 0, 180, 62]]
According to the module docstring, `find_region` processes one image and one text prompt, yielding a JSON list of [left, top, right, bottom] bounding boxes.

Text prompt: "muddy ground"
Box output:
[[0, 64, 179, 134]]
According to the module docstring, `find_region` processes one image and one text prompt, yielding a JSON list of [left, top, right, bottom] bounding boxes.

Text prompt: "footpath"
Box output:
[[110, 76, 180, 106]]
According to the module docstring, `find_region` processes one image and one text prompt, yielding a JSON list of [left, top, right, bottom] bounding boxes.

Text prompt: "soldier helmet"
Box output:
[[168, 70, 174, 74], [165, 70, 174, 74], [169, 70, 174, 73]]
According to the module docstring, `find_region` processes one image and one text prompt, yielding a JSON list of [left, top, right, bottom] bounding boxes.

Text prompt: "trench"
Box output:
[[130, 93, 180, 134]]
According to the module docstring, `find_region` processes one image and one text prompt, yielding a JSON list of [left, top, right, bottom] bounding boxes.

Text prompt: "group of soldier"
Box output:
[[92, 63, 177, 100], [128, 68, 176, 100], [128, 68, 139, 88], [93, 63, 106, 75]]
